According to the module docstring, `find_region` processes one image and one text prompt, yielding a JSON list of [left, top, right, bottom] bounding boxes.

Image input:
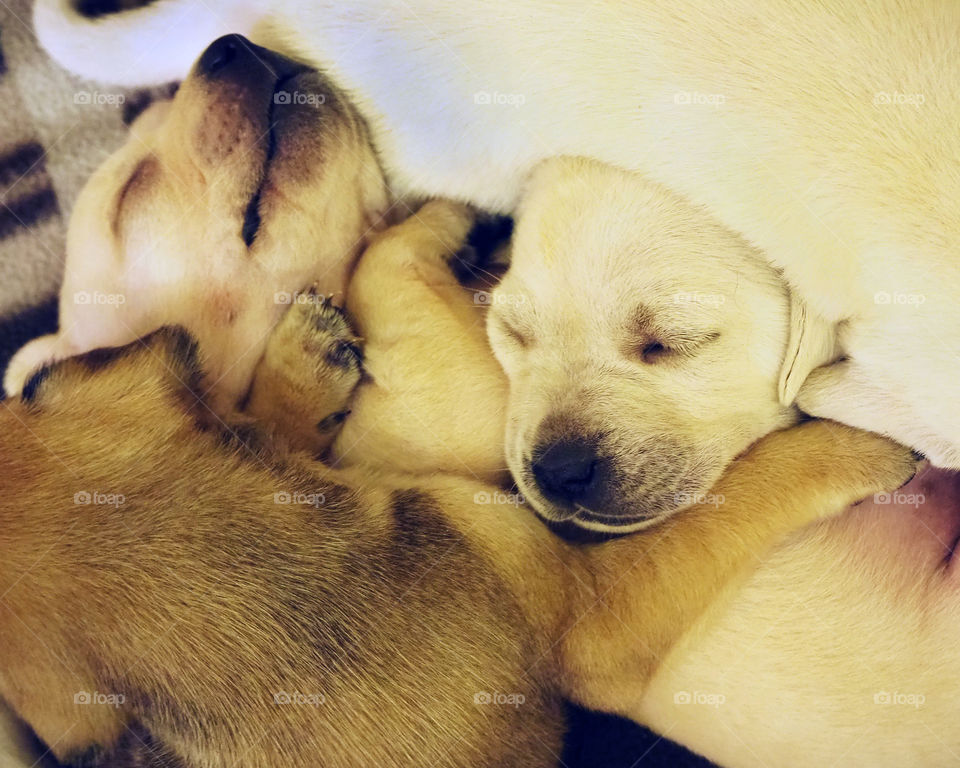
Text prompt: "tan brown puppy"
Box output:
[[3, 37, 387, 413], [0, 207, 914, 767]]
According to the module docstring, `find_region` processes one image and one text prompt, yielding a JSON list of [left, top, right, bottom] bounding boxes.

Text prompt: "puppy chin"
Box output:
[[526, 490, 668, 534], [540, 493, 678, 535], [509, 464, 664, 534]]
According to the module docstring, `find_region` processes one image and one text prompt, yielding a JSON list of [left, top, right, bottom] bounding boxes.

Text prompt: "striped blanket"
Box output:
[[0, 0, 172, 386]]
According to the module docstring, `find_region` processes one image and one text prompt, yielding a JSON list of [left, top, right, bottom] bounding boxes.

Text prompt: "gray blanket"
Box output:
[[0, 0, 172, 380]]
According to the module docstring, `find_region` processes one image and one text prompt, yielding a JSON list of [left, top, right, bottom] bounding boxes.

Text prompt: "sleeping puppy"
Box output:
[[489, 157, 795, 532], [0, 203, 915, 768], [3, 37, 387, 412], [33, 0, 960, 467], [490, 156, 958, 532]]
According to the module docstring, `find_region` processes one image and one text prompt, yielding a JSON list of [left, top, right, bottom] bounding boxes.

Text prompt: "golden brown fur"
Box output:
[[0, 204, 916, 767], [329, 201, 510, 483]]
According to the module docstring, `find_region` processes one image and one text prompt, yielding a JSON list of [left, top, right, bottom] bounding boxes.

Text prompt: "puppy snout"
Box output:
[[532, 439, 607, 509], [197, 35, 305, 85]]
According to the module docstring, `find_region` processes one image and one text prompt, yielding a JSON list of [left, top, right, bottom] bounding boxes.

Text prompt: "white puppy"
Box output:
[[490, 156, 797, 531], [33, 0, 960, 467]]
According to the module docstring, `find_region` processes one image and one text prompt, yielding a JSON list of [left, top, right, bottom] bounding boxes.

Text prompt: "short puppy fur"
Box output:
[[3, 38, 387, 413], [0, 203, 916, 767]]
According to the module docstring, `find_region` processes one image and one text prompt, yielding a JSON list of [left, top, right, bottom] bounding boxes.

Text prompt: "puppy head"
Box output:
[[67, 34, 388, 315], [489, 157, 798, 533]]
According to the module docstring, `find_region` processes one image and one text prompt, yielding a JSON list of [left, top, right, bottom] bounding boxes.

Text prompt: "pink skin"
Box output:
[[851, 466, 960, 577]]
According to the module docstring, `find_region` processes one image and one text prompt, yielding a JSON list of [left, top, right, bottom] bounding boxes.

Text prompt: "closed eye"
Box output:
[[493, 316, 531, 349], [640, 341, 669, 363], [111, 156, 156, 237], [636, 331, 720, 364]]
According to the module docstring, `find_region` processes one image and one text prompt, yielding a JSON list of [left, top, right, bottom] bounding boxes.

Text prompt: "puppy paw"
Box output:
[[245, 292, 363, 455], [830, 426, 920, 502], [3, 333, 64, 399], [790, 421, 920, 510], [740, 420, 920, 523]]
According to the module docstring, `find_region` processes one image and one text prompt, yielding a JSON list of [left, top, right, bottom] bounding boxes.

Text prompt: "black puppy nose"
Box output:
[[198, 34, 247, 77], [196, 34, 307, 86], [532, 440, 603, 506]]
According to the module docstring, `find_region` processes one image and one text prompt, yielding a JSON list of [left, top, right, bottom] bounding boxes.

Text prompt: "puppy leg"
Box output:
[[561, 421, 918, 711], [797, 360, 960, 468], [331, 201, 511, 481], [244, 293, 363, 454]]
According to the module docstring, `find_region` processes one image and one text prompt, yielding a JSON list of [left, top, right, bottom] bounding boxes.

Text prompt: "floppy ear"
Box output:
[[778, 295, 837, 406]]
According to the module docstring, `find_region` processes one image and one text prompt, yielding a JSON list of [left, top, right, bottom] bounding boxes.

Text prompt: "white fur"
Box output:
[[33, 0, 960, 464]]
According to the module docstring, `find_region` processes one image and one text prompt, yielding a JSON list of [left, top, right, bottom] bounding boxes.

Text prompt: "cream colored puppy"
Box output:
[[490, 157, 797, 531], [4, 36, 387, 411], [33, 0, 960, 466], [639, 467, 960, 768]]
